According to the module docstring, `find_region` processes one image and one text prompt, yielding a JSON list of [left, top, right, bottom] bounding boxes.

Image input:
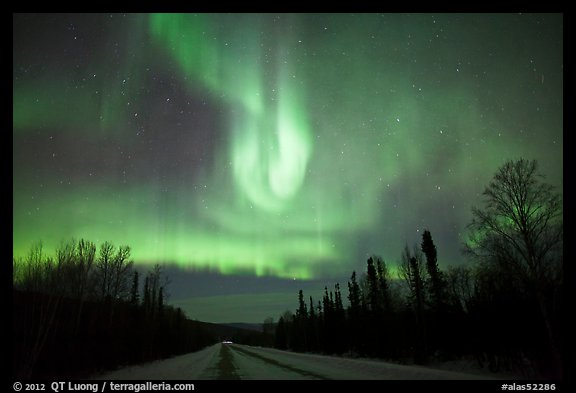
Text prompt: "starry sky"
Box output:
[[13, 13, 563, 323]]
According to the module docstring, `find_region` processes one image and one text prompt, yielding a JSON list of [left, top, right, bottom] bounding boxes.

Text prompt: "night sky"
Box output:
[[13, 13, 563, 323]]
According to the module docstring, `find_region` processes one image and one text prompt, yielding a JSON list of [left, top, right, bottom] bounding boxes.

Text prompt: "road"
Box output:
[[94, 343, 496, 380]]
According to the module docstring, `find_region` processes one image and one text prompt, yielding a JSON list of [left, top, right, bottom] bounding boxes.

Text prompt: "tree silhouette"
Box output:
[[274, 316, 287, 350], [333, 283, 346, 353], [445, 265, 474, 313], [13, 239, 216, 379], [143, 264, 168, 319], [295, 289, 308, 351], [74, 239, 96, 302], [376, 257, 392, 312], [158, 286, 164, 313], [421, 230, 447, 313], [13, 243, 62, 378], [366, 257, 381, 315], [466, 158, 562, 376], [347, 271, 362, 318], [130, 271, 140, 306], [399, 245, 427, 363], [96, 241, 116, 301], [143, 275, 151, 313], [111, 245, 133, 301], [307, 296, 318, 351], [334, 283, 345, 320], [297, 289, 308, 319]]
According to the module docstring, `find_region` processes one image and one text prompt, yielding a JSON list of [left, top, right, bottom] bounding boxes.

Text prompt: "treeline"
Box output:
[[276, 233, 561, 378], [13, 240, 216, 379], [272, 235, 455, 359], [275, 159, 562, 379]]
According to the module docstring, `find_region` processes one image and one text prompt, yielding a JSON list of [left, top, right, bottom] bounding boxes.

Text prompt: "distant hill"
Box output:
[[189, 320, 271, 346], [220, 322, 263, 332]]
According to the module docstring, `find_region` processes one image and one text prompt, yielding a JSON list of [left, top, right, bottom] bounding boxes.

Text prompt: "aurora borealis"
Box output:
[[13, 13, 562, 322]]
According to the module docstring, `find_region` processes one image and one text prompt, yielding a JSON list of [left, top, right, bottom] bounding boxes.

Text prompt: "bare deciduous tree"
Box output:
[[95, 242, 133, 301], [466, 158, 562, 373]]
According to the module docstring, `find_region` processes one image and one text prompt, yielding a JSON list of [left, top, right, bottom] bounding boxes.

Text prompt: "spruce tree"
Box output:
[[366, 257, 381, 315], [421, 230, 446, 312], [130, 270, 140, 306], [376, 257, 392, 312], [347, 271, 362, 316]]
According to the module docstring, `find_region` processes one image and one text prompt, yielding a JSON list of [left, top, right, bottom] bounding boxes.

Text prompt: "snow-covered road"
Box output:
[[94, 343, 497, 380]]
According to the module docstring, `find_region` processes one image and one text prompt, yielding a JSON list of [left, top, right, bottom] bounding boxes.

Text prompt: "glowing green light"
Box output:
[[13, 14, 563, 279], [270, 72, 313, 201], [149, 13, 220, 92]]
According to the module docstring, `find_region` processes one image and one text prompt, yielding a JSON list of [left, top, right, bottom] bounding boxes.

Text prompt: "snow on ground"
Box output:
[[92, 344, 221, 380], [94, 343, 502, 380], [229, 344, 498, 380]]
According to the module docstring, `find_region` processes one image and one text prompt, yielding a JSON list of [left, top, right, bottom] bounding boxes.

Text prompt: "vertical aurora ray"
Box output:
[[150, 13, 313, 212], [149, 13, 220, 93], [150, 14, 336, 278], [145, 13, 337, 277], [230, 66, 313, 213], [271, 68, 313, 202]]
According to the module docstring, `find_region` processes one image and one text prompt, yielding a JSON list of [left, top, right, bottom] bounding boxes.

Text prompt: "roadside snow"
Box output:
[[93, 344, 221, 380], [93, 343, 500, 380], [229, 345, 498, 380]]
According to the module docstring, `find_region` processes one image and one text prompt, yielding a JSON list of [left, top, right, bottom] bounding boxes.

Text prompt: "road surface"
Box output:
[[94, 343, 497, 380]]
